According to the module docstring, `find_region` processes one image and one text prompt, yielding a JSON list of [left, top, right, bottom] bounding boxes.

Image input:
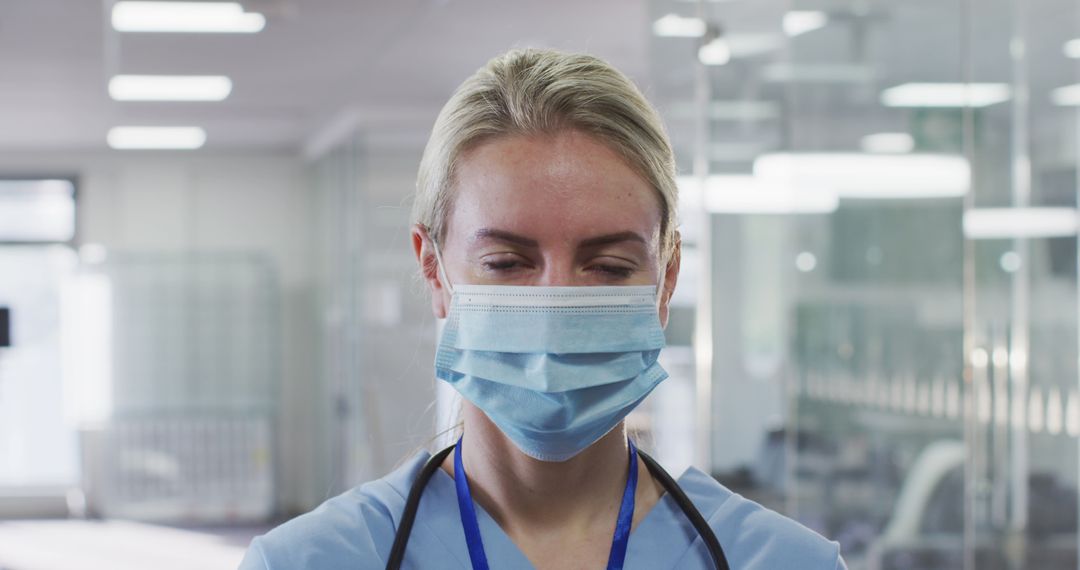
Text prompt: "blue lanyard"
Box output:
[[453, 436, 639, 570]]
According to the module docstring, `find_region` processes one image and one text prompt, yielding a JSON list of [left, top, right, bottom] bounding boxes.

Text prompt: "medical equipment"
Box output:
[[385, 439, 732, 570]]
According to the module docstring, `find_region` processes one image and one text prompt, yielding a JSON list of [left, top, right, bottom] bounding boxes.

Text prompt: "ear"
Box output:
[[658, 232, 681, 329], [412, 223, 450, 319]]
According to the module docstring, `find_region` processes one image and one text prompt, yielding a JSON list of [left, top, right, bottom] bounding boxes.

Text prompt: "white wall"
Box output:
[[0, 151, 323, 514]]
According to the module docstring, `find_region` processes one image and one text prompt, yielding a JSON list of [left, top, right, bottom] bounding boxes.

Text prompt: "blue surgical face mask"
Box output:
[[432, 242, 669, 462]]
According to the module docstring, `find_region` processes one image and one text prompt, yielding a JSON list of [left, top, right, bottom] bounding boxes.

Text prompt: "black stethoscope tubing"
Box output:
[[385, 443, 731, 570]]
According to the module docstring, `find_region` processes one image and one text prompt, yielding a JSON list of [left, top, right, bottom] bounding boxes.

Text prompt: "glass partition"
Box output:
[[967, 0, 1080, 567], [649, 0, 1080, 568]]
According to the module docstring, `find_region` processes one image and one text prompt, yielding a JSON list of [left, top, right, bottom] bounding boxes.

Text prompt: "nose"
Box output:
[[537, 267, 575, 287], [535, 252, 578, 287]]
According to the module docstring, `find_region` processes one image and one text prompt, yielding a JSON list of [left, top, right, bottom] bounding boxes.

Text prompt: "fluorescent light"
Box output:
[[963, 208, 1079, 239], [107, 126, 207, 150], [881, 83, 1011, 108], [783, 11, 828, 37], [112, 1, 266, 33], [698, 38, 731, 65], [653, 14, 706, 37], [1051, 84, 1080, 106], [678, 175, 838, 214], [861, 132, 915, 154], [109, 75, 232, 101], [1065, 39, 1080, 58], [754, 153, 970, 199]]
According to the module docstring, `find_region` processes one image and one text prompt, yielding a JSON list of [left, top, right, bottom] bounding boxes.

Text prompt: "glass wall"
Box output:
[[649, 0, 1080, 568], [967, 1, 1080, 568]]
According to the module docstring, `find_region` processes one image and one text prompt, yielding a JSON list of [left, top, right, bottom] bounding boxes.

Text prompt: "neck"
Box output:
[[448, 402, 632, 533]]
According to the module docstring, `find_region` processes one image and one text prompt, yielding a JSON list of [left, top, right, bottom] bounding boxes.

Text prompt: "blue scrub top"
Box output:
[[240, 451, 846, 569]]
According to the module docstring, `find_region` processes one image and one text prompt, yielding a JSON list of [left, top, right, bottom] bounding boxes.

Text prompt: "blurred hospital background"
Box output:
[[1, 0, 1079, 568]]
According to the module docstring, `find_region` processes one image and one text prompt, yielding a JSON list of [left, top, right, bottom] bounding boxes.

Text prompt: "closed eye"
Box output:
[[483, 259, 522, 271], [587, 263, 635, 279], [480, 253, 535, 274]]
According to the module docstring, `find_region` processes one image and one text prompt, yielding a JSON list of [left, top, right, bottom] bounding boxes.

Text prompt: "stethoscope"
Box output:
[[386, 441, 731, 570]]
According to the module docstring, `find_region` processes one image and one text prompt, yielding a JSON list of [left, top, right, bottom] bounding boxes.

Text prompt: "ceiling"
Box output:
[[649, 0, 1080, 177], [2, 0, 1078, 165], [0, 0, 650, 153]]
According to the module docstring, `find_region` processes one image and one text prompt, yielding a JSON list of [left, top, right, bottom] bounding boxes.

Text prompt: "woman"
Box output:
[[241, 48, 846, 569]]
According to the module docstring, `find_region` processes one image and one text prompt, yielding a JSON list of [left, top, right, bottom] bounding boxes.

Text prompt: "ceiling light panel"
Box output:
[[112, 2, 266, 33], [881, 83, 1012, 108], [963, 208, 1079, 239], [783, 11, 828, 37], [107, 127, 207, 150], [1064, 39, 1080, 58], [754, 153, 970, 199], [109, 75, 233, 101], [1051, 84, 1080, 106], [698, 39, 732, 66], [653, 14, 706, 38], [678, 175, 838, 214]]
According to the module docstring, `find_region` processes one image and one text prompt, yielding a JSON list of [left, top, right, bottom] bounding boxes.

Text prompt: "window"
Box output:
[[0, 178, 76, 243]]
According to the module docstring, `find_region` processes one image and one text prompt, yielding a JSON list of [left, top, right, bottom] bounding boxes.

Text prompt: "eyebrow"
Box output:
[[578, 231, 647, 248], [472, 228, 539, 247], [471, 228, 647, 249]]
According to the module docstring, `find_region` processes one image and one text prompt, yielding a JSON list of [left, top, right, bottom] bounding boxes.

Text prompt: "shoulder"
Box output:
[[678, 467, 846, 570], [239, 452, 427, 570]]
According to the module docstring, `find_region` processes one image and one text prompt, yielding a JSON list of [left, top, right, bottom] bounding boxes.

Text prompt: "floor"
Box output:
[[0, 519, 270, 570]]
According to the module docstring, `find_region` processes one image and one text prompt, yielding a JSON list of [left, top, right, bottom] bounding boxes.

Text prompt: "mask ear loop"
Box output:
[[431, 238, 456, 296]]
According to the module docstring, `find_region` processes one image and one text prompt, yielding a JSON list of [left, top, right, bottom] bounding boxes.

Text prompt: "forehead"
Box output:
[[445, 130, 663, 247]]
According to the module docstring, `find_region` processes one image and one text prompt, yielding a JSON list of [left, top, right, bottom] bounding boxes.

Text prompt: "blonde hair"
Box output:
[[413, 48, 678, 257]]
